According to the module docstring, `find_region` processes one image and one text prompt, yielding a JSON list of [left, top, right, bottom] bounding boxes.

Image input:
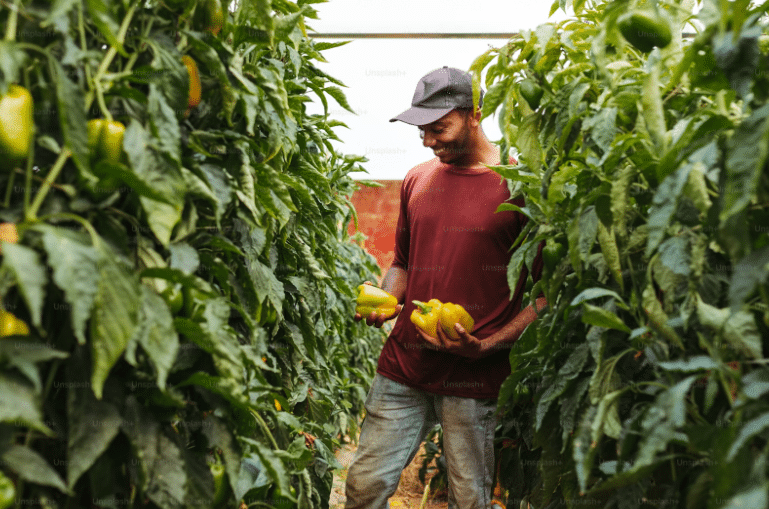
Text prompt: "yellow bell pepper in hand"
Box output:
[[410, 299, 443, 337], [439, 303, 475, 340], [356, 285, 398, 318]]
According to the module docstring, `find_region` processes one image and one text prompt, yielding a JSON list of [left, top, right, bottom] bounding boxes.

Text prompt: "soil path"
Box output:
[[329, 433, 449, 509]]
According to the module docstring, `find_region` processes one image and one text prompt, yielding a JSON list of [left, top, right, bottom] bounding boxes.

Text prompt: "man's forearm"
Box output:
[[380, 265, 408, 304], [482, 297, 547, 354]]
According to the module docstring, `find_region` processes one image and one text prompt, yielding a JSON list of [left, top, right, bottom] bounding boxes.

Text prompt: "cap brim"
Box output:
[[389, 106, 454, 125]]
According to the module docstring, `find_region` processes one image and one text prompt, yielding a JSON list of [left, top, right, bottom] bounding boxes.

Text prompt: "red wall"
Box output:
[[347, 181, 402, 281]]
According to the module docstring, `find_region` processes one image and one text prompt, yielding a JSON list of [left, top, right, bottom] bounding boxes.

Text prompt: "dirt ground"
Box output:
[[329, 433, 450, 509]]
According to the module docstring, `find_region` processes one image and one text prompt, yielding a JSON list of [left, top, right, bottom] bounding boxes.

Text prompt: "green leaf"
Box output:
[[324, 86, 354, 114], [85, 0, 127, 57], [642, 284, 684, 349], [148, 84, 182, 166], [135, 287, 179, 389], [0, 243, 47, 328], [742, 369, 769, 400], [66, 363, 122, 488], [589, 352, 626, 405], [517, 113, 543, 172], [0, 373, 52, 434], [246, 258, 285, 306], [696, 296, 763, 359], [169, 243, 200, 275], [201, 416, 242, 496], [592, 389, 623, 441], [573, 405, 598, 492], [0, 42, 28, 90], [728, 246, 769, 310], [570, 288, 628, 309], [641, 64, 667, 153], [122, 121, 185, 246], [0, 341, 67, 392], [726, 411, 769, 461], [42, 0, 80, 27], [583, 107, 618, 153], [121, 397, 186, 506], [181, 448, 215, 508], [93, 160, 177, 204], [657, 356, 719, 372], [241, 437, 290, 494], [721, 483, 769, 509], [658, 236, 691, 276], [0, 444, 69, 493], [722, 103, 769, 222], [634, 376, 696, 468], [581, 303, 631, 333], [646, 163, 692, 257], [480, 79, 508, 119], [559, 342, 590, 380], [587, 458, 668, 494], [560, 377, 590, 447], [235, 0, 273, 42], [53, 60, 90, 178], [41, 228, 100, 345], [90, 257, 141, 399], [536, 345, 589, 431], [199, 163, 233, 226]]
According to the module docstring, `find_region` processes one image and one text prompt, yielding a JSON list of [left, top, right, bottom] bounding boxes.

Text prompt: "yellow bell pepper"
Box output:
[[356, 285, 398, 317], [410, 299, 443, 337], [0, 309, 29, 337], [439, 302, 475, 340]]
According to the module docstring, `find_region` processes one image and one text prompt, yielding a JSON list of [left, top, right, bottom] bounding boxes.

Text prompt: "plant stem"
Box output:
[[2, 165, 17, 209], [37, 212, 103, 248], [85, 0, 140, 111], [95, 81, 113, 121], [3, 0, 20, 42], [250, 409, 280, 450], [418, 482, 430, 509], [78, 2, 92, 85], [26, 149, 71, 221]]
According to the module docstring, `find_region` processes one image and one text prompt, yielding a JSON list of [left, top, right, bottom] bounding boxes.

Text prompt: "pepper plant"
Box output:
[[473, 0, 769, 506], [0, 0, 384, 507]]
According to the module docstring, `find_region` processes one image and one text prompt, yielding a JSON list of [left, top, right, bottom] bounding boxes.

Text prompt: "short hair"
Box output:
[[454, 107, 480, 118]]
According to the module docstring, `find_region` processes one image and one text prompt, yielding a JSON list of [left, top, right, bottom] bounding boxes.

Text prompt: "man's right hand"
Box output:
[[354, 305, 402, 328]]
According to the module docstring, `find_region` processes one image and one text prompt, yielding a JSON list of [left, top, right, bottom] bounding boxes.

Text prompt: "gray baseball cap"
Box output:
[[389, 66, 484, 125]]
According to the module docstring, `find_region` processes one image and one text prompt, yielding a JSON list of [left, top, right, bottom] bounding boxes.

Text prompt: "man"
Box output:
[[346, 66, 546, 509]]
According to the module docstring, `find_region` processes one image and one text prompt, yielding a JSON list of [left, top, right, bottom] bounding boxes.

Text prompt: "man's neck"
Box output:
[[452, 139, 500, 169]]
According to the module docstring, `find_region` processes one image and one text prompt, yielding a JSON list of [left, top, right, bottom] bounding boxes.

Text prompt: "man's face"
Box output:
[[418, 110, 474, 166]]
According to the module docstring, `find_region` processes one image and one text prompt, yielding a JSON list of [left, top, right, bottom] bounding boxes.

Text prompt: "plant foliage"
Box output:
[[474, 0, 769, 507], [0, 0, 384, 507]]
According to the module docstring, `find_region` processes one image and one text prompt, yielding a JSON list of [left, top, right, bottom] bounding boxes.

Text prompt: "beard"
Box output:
[[435, 122, 473, 164]]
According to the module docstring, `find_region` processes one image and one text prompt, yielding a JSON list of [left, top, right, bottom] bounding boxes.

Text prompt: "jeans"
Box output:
[[344, 373, 499, 509]]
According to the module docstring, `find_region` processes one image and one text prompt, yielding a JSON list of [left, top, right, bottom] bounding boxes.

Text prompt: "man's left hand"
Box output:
[[416, 322, 487, 360]]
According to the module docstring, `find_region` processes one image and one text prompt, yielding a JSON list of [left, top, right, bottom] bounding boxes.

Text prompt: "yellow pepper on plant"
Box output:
[[0, 85, 34, 163], [88, 118, 125, 165], [0, 223, 19, 254], [0, 308, 29, 338], [182, 55, 202, 112]]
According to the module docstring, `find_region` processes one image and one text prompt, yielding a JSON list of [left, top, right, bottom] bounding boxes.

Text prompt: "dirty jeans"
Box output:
[[344, 373, 498, 509]]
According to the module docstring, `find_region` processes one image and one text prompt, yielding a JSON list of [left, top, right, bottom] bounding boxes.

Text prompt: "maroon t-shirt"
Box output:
[[376, 156, 542, 399]]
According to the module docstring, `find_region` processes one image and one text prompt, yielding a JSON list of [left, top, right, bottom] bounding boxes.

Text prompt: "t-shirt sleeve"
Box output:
[[391, 177, 411, 271]]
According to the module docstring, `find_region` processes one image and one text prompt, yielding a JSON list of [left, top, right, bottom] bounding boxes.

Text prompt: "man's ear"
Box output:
[[468, 108, 482, 126]]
